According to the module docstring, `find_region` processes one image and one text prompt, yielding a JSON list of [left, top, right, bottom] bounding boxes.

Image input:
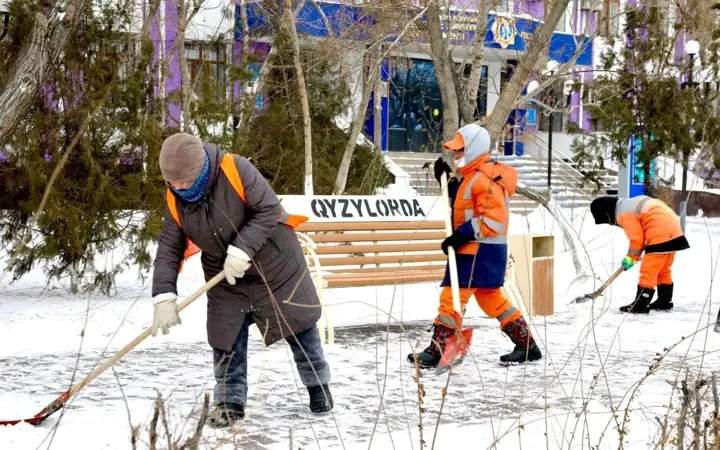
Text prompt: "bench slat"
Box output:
[[325, 271, 445, 288], [318, 265, 445, 275], [314, 242, 441, 255], [318, 253, 447, 266], [297, 221, 445, 232], [304, 231, 446, 243]]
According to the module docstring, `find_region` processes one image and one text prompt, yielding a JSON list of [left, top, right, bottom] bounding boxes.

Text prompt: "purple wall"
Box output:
[[514, 0, 544, 20], [165, 0, 182, 128]]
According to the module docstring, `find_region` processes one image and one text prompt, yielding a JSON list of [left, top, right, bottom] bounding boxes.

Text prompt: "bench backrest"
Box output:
[[296, 220, 447, 288]]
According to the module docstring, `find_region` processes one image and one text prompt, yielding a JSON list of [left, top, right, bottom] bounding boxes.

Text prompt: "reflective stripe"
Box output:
[[634, 196, 650, 215], [496, 306, 518, 322], [435, 314, 457, 329], [628, 248, 643, 257], [470, 218, 482, 239], [463, 172, 484, 200], [479, 235, 507, 244], [462, 172, 483, 222], [482, 217, 506, 234]]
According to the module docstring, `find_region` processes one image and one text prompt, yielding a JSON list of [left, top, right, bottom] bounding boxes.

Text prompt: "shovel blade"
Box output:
[[436, 328, 473, 374]]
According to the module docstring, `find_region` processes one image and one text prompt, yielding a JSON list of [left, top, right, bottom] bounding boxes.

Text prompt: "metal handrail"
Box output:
[[523, 132, 614, 193]]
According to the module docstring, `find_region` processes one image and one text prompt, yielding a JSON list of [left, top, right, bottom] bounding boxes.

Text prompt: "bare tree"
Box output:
[[284, 0, 314, 195], [333, 45, 382, 194], [483, 0, 572, 143], [0, 0, 88, 146]]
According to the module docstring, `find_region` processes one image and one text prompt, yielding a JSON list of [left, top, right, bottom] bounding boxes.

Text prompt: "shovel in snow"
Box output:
[[573, 267, 624, 304], [0, 271, 225, 426], [435, 173, 473, 375]]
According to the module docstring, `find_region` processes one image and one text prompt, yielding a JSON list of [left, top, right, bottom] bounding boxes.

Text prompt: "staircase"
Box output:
[[385, 151, 617, 212]]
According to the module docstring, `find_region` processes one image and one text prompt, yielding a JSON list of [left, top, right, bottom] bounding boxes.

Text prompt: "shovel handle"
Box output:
[[584, 267, 624, 300], [441, 174, 462, 314], [66, 272, 225, 400]]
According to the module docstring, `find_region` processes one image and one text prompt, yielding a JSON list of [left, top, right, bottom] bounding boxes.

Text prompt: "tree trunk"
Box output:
[[0, 0, 88, 147], [284, 0, 314, 194], [461, 0, 490, 124], [333, 47, 381, 195], [425, 0, 460, 142], [483, 0, 572, 144], [178, 1, 190, 131]]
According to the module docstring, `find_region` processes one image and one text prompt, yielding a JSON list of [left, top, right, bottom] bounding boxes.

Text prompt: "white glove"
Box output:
[[224, 245, 252, 285], [151, 292, 181, 336]]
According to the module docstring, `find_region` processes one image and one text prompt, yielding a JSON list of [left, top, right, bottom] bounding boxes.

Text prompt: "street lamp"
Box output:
[[680, 39, 699, 232], [544, 60, 560, 191]]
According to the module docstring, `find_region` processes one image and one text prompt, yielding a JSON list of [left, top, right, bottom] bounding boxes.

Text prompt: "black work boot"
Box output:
[[649, 283, 674, 311], [308, 384, 333, 414], [208, 402, 245, 428], [619, 286, 654, 314], [407, 323, 455, 369], [500, 317, 542, 364]]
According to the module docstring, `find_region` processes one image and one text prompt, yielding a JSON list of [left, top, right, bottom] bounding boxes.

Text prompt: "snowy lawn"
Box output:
[[1, 210, 719, 449]]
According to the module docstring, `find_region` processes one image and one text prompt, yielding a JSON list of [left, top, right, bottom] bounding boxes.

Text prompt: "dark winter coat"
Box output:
[[152, 144, 321, 351]]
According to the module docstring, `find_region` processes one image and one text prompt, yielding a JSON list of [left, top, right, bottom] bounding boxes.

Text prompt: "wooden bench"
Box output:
[[296, 220, 448, 288]]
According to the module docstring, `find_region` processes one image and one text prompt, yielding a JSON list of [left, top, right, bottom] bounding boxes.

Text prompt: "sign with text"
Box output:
[[278, 195, 447, 222]]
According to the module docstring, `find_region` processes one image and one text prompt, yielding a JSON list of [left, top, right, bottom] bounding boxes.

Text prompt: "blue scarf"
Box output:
[[173, 152, 210, 203]]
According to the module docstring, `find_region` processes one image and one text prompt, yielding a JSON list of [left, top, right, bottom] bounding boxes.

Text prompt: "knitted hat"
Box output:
[[159, 133, 206, 183], [590, 196, 619, 225]]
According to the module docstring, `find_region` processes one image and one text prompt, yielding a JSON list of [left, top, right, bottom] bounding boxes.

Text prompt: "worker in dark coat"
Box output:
[[151, 133, 332, 427]]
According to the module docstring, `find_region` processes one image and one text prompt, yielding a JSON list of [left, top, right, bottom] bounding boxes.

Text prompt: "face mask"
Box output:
[[455, 156, 467, 168]]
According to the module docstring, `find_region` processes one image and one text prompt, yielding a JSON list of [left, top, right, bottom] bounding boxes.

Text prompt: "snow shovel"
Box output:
[[435, 173, 473, 375], [573, 267, 624, 304], [0, 271, 226, 426]]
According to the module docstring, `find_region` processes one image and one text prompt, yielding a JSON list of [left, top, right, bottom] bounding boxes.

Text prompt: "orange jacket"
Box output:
[[616, 196, 684, 259], [452, 154, 517, 255]]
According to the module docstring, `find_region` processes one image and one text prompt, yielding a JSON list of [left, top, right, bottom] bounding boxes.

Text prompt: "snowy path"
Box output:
[[1, 214, 719, 449]]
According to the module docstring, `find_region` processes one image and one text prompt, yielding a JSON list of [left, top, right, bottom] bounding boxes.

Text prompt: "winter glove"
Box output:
[[151, 293, 181, 336], [224, 245, 252, 285], [441, 230, 472, 255], [621, 256, 635, 271], [433, 157, 452, 183]]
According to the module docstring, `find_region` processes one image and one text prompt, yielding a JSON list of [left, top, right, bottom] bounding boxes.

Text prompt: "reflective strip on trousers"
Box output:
[[496, 306, 518, 322], [436, 314, 457, 329]]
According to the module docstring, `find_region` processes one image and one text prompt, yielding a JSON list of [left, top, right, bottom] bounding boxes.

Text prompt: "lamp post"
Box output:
[[544, 60, 560, 191], [680, 39, 699, 232]]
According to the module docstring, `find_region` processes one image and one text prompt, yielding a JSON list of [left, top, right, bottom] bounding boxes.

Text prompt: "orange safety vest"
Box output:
[[452, 158, 516, 255], [166, 153, 307, 264]]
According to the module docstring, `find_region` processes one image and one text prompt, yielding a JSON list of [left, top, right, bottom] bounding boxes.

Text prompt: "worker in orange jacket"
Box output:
[[407, 124, 542, 366], [590, 195, 690, 313]]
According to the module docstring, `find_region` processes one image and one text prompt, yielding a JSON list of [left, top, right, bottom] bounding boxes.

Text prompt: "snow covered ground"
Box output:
[[1, 208, 719, 450]]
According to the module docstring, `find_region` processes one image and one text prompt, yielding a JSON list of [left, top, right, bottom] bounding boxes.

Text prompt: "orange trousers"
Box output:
[[435, 287, 521, 330], [638, 252, 675, 288]]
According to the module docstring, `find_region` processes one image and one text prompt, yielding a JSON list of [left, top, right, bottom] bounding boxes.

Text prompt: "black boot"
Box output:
[[208, 402, 245, 428], [500, 317, 542, 364], [407, 323, 454, 369], [649, 283, 674, 311], [308, 384, 333, 413], [619, 286, 654, 314]]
